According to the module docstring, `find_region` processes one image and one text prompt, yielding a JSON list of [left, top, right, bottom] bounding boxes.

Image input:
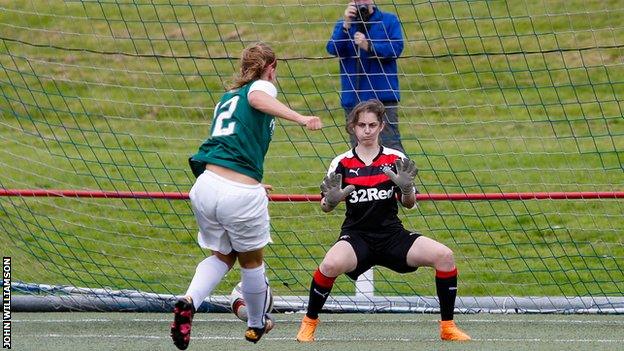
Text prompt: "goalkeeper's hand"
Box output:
[[383, 158, 418, 195], [320, 172, 355, 209]]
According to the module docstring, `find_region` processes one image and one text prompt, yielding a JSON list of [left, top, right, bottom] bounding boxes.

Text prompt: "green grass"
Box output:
[[11, 312, 624, 351], [1, 0, 623, 303]]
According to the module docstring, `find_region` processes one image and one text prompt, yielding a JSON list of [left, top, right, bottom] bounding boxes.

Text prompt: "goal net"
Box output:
[[1, 0, 623, 313]]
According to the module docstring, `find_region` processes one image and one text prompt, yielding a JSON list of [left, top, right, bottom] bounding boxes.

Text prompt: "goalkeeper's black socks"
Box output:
[[306, 268, 336, 319], [436, 267, 458, 321]]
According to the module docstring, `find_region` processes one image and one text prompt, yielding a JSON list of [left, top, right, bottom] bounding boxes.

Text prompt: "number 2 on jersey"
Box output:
[[212, 96, 239, 137]]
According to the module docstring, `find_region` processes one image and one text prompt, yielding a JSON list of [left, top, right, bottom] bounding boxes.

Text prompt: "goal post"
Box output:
[[1, 0, 623, 314]]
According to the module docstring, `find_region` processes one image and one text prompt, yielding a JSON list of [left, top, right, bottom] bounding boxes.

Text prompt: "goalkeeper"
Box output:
[[170, 42, 322, 350], [296, 99, 470, 342]]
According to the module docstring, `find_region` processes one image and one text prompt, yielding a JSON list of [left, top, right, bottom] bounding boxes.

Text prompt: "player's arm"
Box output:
[[248, 87, 322, 130], [383, 158, 418, 209], [320, 172, 355, 213]]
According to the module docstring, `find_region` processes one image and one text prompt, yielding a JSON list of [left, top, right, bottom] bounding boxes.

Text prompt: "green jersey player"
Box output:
[[189, 80, 277, 182], [171, 42, 322, 350]]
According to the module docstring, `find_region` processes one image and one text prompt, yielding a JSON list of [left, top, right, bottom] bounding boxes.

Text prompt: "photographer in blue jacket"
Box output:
[[327, 0, 405, 153]]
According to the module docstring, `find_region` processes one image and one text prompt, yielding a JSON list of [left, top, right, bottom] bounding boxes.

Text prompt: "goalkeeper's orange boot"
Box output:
[[170, 296, 196, 350], [296, 315, 319, 342], [244, 313, 275, 344], [440, 320, 471, 341]]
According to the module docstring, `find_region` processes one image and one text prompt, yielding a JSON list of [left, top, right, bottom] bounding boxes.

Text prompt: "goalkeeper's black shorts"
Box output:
[[336, 228, 422, 281]]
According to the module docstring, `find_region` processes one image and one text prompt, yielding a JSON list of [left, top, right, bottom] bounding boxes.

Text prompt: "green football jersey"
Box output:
[[190, 81, 276, 182]]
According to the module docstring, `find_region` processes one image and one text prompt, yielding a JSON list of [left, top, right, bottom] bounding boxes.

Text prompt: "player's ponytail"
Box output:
[[228, 42, 277, 90]]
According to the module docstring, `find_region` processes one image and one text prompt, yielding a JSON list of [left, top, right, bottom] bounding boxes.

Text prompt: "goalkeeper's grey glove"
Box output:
[[320, 172, 356, 208], [383, 158, 418, 195]]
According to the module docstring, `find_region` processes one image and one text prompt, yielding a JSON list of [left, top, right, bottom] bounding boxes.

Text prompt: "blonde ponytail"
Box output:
[[228, 42, 276, 90]]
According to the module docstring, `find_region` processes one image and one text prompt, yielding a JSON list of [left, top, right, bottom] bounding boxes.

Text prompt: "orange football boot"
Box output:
[[440, 320, 471, 341], [296, 316, 319, 342]]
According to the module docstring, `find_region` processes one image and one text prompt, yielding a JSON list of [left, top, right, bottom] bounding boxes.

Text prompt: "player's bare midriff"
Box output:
[[206, 164, 259, 185]]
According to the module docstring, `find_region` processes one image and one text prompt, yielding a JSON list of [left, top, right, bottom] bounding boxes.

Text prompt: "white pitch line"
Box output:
[[13, 317, 624, 325], [20, 334, 624, 343], [464, 318, 624, 325], [23, 334, 417, 342], [13, 318, 114, 323], [479, 338, 622, 343]]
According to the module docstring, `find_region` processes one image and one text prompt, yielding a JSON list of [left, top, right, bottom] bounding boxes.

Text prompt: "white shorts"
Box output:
[[189, 170, 271, 254]]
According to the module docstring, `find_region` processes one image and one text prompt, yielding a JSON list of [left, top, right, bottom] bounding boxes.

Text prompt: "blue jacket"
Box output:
[[326, 8, 404, 109]]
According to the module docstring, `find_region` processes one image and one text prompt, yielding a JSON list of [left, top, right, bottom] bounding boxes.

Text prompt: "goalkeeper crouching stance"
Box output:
[[296, 99, 471, 342], [169, 42, 322, 350]]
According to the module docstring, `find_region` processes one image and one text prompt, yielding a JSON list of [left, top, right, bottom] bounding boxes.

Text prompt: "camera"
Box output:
[[353, 4, 371, 22]]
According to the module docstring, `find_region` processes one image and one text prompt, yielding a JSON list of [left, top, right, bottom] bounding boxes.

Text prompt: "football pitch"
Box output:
[[11, 312, 624, 351]]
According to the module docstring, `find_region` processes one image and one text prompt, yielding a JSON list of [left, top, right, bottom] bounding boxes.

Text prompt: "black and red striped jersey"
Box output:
[[325, 146, 408, 234]]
